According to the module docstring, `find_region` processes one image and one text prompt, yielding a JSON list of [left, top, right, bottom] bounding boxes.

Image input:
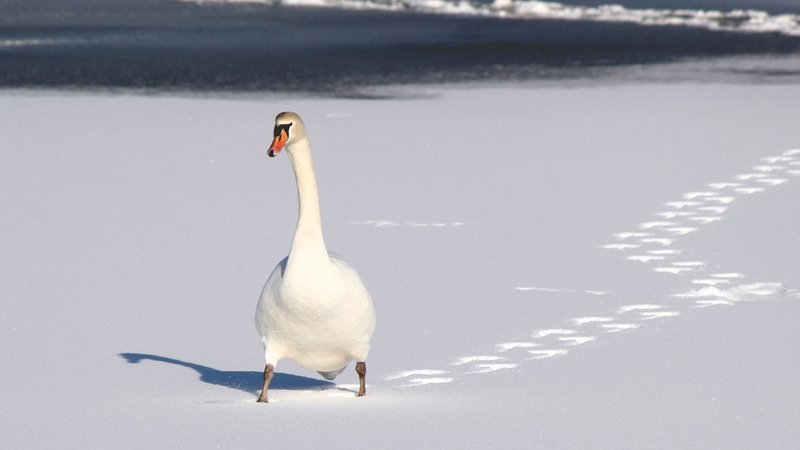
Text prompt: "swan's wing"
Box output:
[[255, 256, 288, 335]]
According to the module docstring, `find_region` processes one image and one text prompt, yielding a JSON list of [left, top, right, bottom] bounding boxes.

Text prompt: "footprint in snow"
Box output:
[[640, 237, 674, 246], [656, 211, 696, 219], [385, 369, 450, 381], [711, 273, 745, 279], [601, 243, 640, 250], [653, 266, 694, 275], [648, 249, 682, 255], [756, 178, 788, 186], [618, 304, 664, 314], [558, 336, 597, 346], [708, 182, 741, 189], [533, 329, 577, 338], [528, 349, 569, 360], [466, 363, 519, 374], [497, 342, 541, 352], [639, 221, 679, 230], [601, 323, 641, 333], [665, 227, 698, 236], [640, 311, 681, 320], [693, 299, 734, 308], [571, 317, 614, 326], [451, 355, 504, 366], [627, 255, 666, 263], [665, 201, 703, 208], [735, 187, 766, 195], [683, 191, 717, 200], [614, 232, 653, 239], [673, 261, 705, 267], [736, 173, 768, 180]]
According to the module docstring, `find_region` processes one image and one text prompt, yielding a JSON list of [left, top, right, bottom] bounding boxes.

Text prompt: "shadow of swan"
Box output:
[[119, 353, 335, 395]]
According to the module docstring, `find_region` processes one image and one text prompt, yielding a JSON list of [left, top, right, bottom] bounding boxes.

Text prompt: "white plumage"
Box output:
[[255, 112, 375, 402]]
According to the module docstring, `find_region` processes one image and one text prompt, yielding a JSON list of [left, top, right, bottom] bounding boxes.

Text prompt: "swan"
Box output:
[[255, 112, 376, 403]]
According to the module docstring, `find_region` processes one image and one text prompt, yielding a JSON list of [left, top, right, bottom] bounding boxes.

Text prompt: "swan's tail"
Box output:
[[317, 366, 346, 380]]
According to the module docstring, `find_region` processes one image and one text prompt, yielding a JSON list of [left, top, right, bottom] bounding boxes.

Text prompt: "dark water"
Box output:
[[1, 0, 800, 93]]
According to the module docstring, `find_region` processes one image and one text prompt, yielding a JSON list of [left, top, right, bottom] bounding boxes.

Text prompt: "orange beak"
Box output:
[[268, 129, 288, 157]]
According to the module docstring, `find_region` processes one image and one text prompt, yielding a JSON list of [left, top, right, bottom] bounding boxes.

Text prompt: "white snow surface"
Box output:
[[2, 83, 800, 448]]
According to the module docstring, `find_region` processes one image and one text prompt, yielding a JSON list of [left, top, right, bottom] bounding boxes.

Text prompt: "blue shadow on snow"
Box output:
[[119, 353, 335, 394]]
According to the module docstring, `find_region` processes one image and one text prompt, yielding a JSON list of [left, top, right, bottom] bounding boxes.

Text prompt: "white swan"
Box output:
[[255, 112, 376, 403]]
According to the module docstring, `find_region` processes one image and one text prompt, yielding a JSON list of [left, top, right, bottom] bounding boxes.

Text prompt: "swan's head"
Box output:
[[267, 111, 306, 158]]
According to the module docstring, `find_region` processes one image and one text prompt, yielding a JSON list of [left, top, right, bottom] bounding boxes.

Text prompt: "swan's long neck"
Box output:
[[285, 137, 330, 280]]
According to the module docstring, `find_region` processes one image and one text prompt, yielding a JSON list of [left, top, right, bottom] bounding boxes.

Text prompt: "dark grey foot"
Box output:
[[257, 363, 275, 403], [355, 361, 366, 397]]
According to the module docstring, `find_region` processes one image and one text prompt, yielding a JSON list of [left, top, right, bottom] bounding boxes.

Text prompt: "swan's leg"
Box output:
[[356, 361, 366, 397], [256, 363, 275, 403]]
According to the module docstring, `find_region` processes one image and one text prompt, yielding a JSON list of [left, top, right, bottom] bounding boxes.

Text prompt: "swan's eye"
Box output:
[[274, 123, 293, 140]]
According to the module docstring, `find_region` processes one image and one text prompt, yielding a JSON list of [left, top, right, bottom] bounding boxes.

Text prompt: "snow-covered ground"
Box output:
[[2, 83, 799, 448]]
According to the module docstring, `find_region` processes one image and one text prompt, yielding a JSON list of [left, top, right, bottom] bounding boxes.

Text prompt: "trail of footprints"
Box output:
[[387, 149, 800, 388]]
